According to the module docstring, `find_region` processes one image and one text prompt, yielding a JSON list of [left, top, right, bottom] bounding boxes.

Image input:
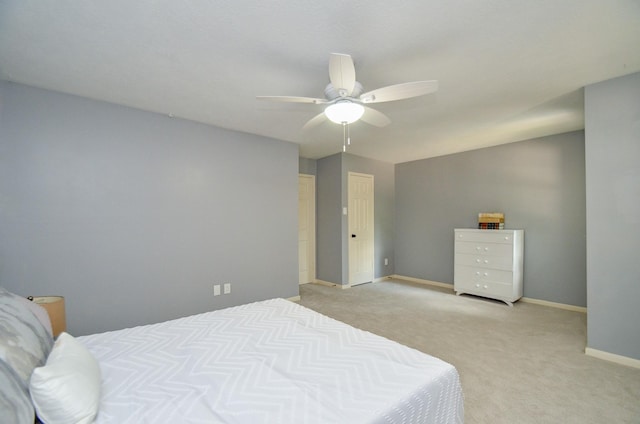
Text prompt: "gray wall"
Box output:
[[316, 153, 395, 285], [0, 81, 299, 336], [585, 72, 640, 360], [298, 157, 317, 175], [395, 131, 587, 307], [316, 154, 343, 284]]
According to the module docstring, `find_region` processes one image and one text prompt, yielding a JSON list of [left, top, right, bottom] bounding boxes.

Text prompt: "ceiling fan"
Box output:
[[256, 53, 438, 132]]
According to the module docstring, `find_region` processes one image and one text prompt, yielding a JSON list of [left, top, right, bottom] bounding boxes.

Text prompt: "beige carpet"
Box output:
[[298, 279, 640, 424]]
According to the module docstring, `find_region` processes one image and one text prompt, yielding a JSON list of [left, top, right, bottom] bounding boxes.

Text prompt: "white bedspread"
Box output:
[[78, 298, 463, 423]]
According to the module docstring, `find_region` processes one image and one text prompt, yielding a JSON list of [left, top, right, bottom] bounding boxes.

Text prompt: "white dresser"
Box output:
[[454, 228, 524, 306]]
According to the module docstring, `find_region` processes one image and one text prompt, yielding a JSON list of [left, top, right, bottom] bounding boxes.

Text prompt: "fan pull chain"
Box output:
[[341, 122, 353, 152], [342, 122, 347, 152]]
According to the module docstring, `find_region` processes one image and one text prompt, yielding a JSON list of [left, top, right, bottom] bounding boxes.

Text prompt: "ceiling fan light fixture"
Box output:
[[324, 101, 365, 124]]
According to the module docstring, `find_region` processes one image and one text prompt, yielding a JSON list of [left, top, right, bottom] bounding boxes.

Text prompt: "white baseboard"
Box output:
[[585, 347, 640, 369], [521, 297, 587, 313], [286, 295, 301, 302], [313, 279, 351, 289], [312, 277, 391, 288], [312, 277, 392, 288], [389, 275, 455, 291], [390, 275, 587, 312]]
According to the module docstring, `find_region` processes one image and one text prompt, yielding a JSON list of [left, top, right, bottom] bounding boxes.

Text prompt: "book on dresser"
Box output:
[[478, 212, 505, 230], [453, 228, 524, 306]]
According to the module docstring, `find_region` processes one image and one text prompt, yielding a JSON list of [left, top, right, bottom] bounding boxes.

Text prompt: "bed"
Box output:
[[1, 288, 464, 423]]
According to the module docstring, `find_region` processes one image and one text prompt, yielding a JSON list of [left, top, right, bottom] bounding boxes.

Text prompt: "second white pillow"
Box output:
[[30, 331, 101, 424]]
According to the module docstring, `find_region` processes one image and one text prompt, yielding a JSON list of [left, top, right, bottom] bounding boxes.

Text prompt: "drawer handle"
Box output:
[[475, 271, 480, 276], [476, 246, 481, 250], [475, 283, 480, 288], [484, 260, 489, 264], [483, 272, 488, 276], [476, 259, 481, 263], [483, 285, 488, 289], [484, 247, 489, 251]]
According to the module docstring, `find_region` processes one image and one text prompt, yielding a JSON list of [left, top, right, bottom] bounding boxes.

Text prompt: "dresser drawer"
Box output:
[[455, 252, 513, 270], [455, 278, 515, 300], [455, 241, 513, 258], [455, 230, 516, 244], [454, 265, 514, 285]]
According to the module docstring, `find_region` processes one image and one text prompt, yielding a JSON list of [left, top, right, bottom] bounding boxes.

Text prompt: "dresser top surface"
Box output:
[[454, 228, 523, 233]]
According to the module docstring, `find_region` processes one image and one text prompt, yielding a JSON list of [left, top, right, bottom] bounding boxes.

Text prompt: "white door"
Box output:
[[348, 172, 374, 286], [298, 174, 316, 284]]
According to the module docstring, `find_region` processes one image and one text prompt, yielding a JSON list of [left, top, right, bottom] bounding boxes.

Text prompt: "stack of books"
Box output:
[[478, 212, 505, 229]]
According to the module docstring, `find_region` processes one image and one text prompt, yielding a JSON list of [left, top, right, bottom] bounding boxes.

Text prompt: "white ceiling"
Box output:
[[1, 1, 639, 164]]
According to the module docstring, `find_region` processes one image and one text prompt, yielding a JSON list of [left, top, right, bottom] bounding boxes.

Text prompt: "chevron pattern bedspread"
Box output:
[[78, 298, 463, 423]]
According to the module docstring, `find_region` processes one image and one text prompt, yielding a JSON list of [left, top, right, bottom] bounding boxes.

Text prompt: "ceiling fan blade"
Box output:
[[360, 106, 391, 127], [329, 53, 356, 96], [360, 80, 438, 104], [256, 96, 327, 104], [302, 112, 328, 131]]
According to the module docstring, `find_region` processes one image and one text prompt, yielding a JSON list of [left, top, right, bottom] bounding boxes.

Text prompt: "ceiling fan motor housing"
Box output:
[[324, 81, 364, 102]]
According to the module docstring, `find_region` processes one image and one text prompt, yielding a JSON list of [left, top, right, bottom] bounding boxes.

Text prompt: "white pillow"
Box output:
[[29, 332, 101, 424]]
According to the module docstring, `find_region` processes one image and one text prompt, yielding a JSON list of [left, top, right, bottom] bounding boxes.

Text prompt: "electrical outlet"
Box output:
[[213, 285, 221, 296], [384, 258, 389, 266], [223, 283, 231, 294]]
